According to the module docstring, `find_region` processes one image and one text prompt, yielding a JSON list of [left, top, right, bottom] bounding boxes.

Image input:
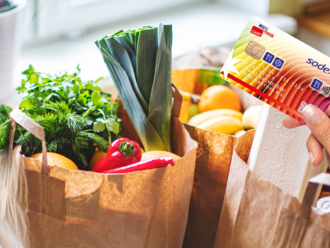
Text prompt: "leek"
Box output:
[[136, 27, 158, 105], [148, 24, 172, 152], [96, 24, 173, 152]]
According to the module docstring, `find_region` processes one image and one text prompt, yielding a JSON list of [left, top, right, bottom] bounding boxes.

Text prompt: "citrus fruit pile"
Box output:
[[178, 85, 262, 136]]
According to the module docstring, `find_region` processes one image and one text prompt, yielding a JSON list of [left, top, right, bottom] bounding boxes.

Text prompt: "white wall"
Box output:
[[215, 0, 270, 15]]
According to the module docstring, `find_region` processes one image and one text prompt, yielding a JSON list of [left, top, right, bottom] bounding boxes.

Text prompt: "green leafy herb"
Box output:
[[0, 65, 122, 169], [93, 119, 106, 132]]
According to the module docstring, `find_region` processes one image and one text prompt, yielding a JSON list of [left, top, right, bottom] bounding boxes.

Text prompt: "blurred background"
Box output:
[[0, 0, 329, 105]]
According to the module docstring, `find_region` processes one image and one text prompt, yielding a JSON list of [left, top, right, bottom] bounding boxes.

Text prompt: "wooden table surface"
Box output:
[[297, 14, 330, 39]]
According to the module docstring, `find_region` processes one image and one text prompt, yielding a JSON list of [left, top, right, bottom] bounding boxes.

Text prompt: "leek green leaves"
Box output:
[[96, 24, 173, 152]]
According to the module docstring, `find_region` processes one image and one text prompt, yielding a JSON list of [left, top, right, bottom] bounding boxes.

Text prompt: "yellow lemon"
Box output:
[[29, 152, 78, 170]]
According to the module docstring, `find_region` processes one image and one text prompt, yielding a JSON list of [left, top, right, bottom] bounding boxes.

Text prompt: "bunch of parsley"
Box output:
[[0, 65, 122, 170]]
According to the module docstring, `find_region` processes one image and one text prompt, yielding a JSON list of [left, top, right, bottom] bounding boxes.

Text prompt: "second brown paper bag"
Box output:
[[182, 125, 237, 248], [213, 130, 330, 248]]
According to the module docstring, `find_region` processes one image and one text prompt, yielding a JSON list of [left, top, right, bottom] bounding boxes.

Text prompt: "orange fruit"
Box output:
[[88, 148, 107, 171], [198, 85, 241, 113], [29, 152, 78, 170], [179, 100, 190, 123]]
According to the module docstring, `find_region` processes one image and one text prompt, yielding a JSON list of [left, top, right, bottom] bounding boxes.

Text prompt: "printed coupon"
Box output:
[[221, 17, 330, 123]]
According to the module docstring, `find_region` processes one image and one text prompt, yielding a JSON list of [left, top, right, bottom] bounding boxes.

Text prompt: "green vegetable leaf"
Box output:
[[114, 35, 137, 73], [199, 68, 225, 86], [94, 77, 103, 84], [44, 93, 64, 102], [84, 82, 102, 92], [84, 116, 94, 126], [148, 24, 172, 152], [67, 91, 75, 99], [16, 79, 27, 94], [77, 91, 89, 106], [96, 43, 165, 151], [0, 65, 121, 169], [136, 27, 158, 104], [105, 37, 149, 116], [19, 99, 35, 109], [22, 64, 34, 75], [84, 131, 109, 153], [30, 74, 39, 84], [47, 137, 70, 152], [105, 118, 120, 134], [93, 118, 106, 132], [96, 23, 173, 152], [67, 114, 86, 133], [91, 91, 102, 107]]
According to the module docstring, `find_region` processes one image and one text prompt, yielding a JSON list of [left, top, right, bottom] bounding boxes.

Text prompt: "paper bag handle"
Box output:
[[299, 173, 330, 219], [10, 108, 49, 176], [171, 83, 183, 118]]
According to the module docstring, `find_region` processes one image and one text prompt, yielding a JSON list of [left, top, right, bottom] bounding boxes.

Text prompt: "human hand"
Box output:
[[283, 105, 330, 166]]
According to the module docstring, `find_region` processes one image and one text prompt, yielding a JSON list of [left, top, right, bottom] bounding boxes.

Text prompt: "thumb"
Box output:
[[302, 104, 330, 154]]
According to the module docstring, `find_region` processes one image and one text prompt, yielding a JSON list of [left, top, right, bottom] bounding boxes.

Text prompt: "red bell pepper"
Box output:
[[102, 157, 174, 174], [92, 138, 142, 173]]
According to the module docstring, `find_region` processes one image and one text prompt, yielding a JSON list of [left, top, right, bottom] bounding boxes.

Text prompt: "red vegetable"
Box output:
[[92, 138, 142, 173], [102, 157, 174, 174]]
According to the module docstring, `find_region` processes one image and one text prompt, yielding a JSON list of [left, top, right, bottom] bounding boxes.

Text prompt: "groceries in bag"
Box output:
[[172, 73, 262, 135], [0, 65, 121, 170]]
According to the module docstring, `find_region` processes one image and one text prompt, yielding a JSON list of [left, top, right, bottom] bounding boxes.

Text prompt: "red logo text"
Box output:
[[251, 26, 263, 37]]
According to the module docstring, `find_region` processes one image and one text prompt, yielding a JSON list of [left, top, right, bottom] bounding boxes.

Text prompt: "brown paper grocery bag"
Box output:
[[271, 173, 330, 248], [113, 81, 239, 248], [182, 125, 237, 248], [213, 130, 288, 248], [172, 56, 241, 248], [0, 88, 197, 248], [213, 130, 330, 248]]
